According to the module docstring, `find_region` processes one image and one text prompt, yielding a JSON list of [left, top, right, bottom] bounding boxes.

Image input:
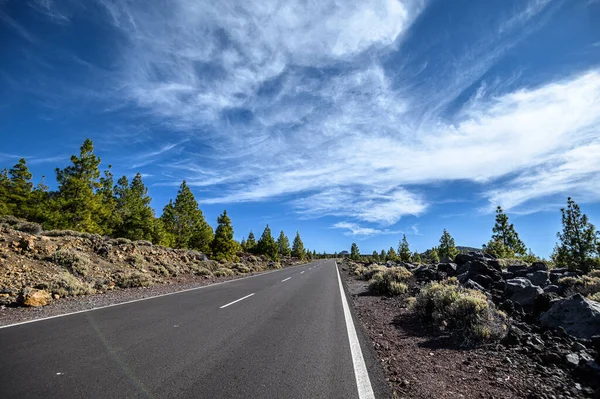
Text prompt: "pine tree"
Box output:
[[160, 181, 213, 252], [257, 225, 278, 260], [0, 169, 10, 215], [430, 247, 440, 263], [53, 139, 104, 233], [398, 235, 411, 262], [438, 229, 459, 260], [412, 251, 421, 264], [483, 206, 526, 258], [6, 159, 34, 219], [246, 231, 257, 253], [312, 249, 317, 259], [240, 237, 247, 251], [291, 231, 305, 259], [372, 250, 380, 262], [211, 210, 237, 260], [96, 165, 117, 234], [380, 249, 387, 262], [112, 173, 156, 241], [350, 242, 360, 260], [387, 247, 397, 261], [553, 197, 598, 272], [276, 231, 291, 257]]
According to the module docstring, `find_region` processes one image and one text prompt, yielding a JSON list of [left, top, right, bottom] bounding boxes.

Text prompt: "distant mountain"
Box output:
[[456, 246, 483, 253]]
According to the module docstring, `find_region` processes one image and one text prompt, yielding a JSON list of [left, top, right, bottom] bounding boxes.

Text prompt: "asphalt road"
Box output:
[[0, 260, 389, 398]]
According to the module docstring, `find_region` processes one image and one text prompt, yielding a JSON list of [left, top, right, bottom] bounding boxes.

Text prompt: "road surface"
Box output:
[[0, 260, 388, 398]]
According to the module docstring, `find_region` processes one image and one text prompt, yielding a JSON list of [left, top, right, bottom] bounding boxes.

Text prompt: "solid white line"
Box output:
[[219, 293, 255, 309], [300, 271, 305, 274], [335, 261, 375, 399], [281, 277, 291, 282], [0, 263, 309, 330]]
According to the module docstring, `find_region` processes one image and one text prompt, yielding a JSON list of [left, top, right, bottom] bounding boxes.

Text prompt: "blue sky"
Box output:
[[1, 0, 600, 257]]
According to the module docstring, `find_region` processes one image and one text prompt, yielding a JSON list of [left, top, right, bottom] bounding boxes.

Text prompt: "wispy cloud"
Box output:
[[21, 0, 600, 237], [332, 222, 401, 238]]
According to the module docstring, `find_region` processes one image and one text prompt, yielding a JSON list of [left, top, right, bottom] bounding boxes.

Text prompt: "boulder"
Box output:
[[505, 278, 543, 307], [437, 263, 457, 276], [454, 252, 495, 266], [470, 273, 494, 289], [17, 288, 52, 307], [457, 260, 502, 281], [531, 262, 549, 272], [540, 294, 600, 339], [526, 270, 550, 287], [414, 265, 438, 282], [507, 265, 529, 277], [439, 256, 454, 264], [543, 284, 561, 294], [464, 279, 487, 293], [505, 277, 533, 294]]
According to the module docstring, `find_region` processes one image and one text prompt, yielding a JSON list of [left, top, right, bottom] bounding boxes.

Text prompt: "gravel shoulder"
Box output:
[[338, 264, 584, 399]]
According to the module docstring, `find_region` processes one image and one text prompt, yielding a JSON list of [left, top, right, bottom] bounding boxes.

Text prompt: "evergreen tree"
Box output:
[[430, 247, 440, 263], [292, 231, 305, 259], [97, 166, 117, 234], [113, 173, 156, 241], [553, 197, 598, 272], [246, 231, 257, 253], [438, 229, 459, 260], [380, 249, 387, 262], [312, 249, 317, 259], [483, 206, 526, 258], [160, 181, 213, 252], [0, 169, 10, 215], [257, 225, 278, 260], [372, 250, 380, 262], [276, 230, 292, 257], [412, 251, 421, 264], [387, 247, 397, 261], [6, 158, 33, 219], [211, 210, 237, 260], [350, 242, 360, 260], [240, 237, 247, 251], [398, 235, 411, 262], [53, 139, 104, 233]]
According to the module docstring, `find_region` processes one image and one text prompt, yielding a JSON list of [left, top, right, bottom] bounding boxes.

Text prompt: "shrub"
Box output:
[[193, 267, 213, 277], [412, 280, 507, 342], [589, 292, 600, 302], [149, 265, 169, 276], [49, 272, 95, 297], [213, 268, 235, 277], [368, 267, 412, 296], [14, 222, 42, 235], [52, 249, 91, 277], [135, 240, 153, 247], [128, 253, 145, 268], [558, 275, 600, 297], [116, 272, 152, 288], [232, 263, 251, 274], [360, 265, 387, 281], [588, 270, 600, 278]]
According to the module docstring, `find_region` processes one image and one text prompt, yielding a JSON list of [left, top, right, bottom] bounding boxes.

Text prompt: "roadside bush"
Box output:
[[193, 267, 213, 277], [49, 272, 95, 297], [213, 268, 235, 277], [412, 280, 507, 342], [116, 272, 152, 288], [52, 249, 91, 277], [360, 265, 387, 281], [149, 264, 169, 277], [558, 275, 600, 297], [368, 267, 412, 296], [588, 270, 600, 278], [589, 292, 600, 302], [128, 253, 145, 268], [14, 222, 42, 235], [232, 263, 251, 274]]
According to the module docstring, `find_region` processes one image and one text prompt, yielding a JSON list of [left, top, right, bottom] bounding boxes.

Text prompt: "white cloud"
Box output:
[[332, 222, 401, 237]]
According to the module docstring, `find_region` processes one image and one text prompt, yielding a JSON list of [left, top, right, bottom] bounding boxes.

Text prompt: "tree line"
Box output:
[[0, 139, 310, 261], [349, 200, 600, 273]]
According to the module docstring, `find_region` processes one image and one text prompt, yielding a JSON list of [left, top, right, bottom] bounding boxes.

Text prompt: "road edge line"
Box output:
[[219, 293, 255, 309], [0, 262, 313, 329], [335, 261, 376, 399]]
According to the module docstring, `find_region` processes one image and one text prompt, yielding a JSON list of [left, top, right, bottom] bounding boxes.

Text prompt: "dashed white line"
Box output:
[[281, 277, 291, 282], [219, 293, 255, 309], [335, 261, 375, 399], [300, 271, 305, 274]]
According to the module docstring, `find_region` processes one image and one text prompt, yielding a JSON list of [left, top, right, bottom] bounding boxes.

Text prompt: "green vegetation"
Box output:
[[553, 197, 599, 272], [291, 232, 305, 259], [438, 229, 459, 260], [277, 230, 291, 257], [482, 206, 526, 258], [412, 280, 507, 342], [211, 210, 237, 261], [367, 267, 412, 296], [256, 225, 279, 260], [398, 235, 411, 262], [350, 242, 360, 260]]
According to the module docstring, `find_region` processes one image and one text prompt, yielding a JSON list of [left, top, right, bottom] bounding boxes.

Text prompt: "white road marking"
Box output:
[[300, 271, 305, 274], [281, 277, 291, 282], [335, 261, 375, 399], [219, 293, 255, 309], [0, 264, 309, 330]]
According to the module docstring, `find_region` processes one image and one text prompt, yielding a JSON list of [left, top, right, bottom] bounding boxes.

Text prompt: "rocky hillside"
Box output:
[[343, 253, 600, 397], [0, 218, 304, 308]]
